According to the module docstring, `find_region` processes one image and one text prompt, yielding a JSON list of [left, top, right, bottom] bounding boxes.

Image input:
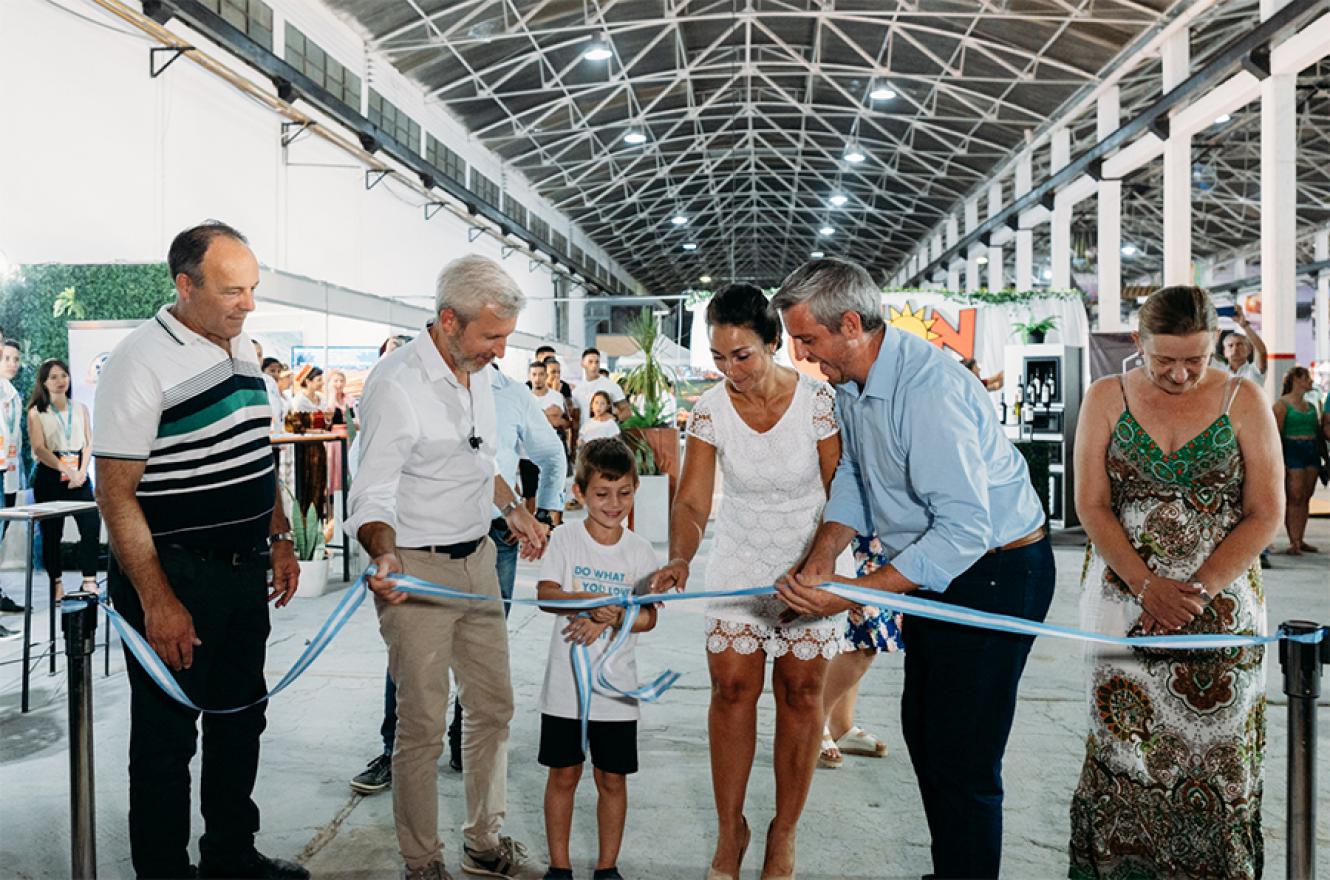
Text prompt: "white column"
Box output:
[[1261, 0, 1297, 394], [1162, 29, 1192, 286], [1015, 153, 1034, 290], [1050, 129, 1073, 290], [1097, 86, 1123, 330], [1233, 256, 1248, 290], [945, 216, 960, 290], [965, 199, 981, 292], [1317, 228, 1329, 365], [987, 182, 1004, 290]]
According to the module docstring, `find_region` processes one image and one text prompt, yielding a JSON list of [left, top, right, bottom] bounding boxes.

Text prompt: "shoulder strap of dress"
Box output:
[[1116, 373, 1130, 414], [1223, 374, 1242, 415]]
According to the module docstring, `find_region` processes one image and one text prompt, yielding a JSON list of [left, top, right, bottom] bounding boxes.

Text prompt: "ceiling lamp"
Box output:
[[869, 84, 896, 101], [582, 39, 612, 61], [810, 250, 825, 259], [671, 215, 688, 226], [1121, 244, 1138, 257], [699, 275, 712, 284], [682, 242, 698, 251], [1213, 114, 1231, 126], [828, 194, 848, 207], [843, 141, 867, 163], [623, 130, 647, 145], [818, 226, 835, 236], [976, 255, 989, 265]]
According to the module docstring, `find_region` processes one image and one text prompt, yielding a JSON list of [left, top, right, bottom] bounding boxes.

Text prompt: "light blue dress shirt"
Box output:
[[491, 366, 566, 514], [824, 328, 1046, 591]]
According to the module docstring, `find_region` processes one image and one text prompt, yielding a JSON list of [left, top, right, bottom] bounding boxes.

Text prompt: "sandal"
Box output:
[[836, 725, 888, 758], [81, 577, 100, 595], [817, 727, 843, 769]]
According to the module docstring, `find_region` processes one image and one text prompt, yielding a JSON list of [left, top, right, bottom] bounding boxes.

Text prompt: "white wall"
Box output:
[[0, 0, 620, 347]]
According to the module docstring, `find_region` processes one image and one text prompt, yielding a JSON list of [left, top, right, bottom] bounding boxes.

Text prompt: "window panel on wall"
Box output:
[[284, 24, 358, 108], [201, 0, 273, 51], [551, 231, 568, 256], [502, 194, 528, 229], [471, 172, 499, 207], [425, 135, 468, 186], [368, 89, 421, 151]]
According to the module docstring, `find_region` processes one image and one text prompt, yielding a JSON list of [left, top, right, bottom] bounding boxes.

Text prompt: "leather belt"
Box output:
[[159, 542, 267, 567], [986, 526, 1047, 555], [401, 537, 484, 559]]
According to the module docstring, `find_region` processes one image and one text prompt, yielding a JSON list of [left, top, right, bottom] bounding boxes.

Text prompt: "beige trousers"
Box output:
[[377, 540, 514, 869]]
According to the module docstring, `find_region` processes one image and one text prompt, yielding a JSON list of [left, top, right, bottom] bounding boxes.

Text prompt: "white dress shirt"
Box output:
[[346, 331, 497, 546]]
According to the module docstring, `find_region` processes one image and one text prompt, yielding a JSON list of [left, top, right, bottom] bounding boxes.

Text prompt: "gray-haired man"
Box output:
[[347, 255, 547, 880]]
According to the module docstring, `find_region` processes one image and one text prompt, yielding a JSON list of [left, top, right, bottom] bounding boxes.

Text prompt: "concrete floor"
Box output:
[[3, 512, 1329, 880]]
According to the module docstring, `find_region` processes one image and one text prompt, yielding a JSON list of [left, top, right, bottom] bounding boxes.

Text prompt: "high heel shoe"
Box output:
[[706, 815, 750, 880], [760, 820, 795, 880]]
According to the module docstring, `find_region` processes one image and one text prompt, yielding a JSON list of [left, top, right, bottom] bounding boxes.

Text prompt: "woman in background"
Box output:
[[1273, 365, 1326, 553], [577, 391, 621, 444], [27, 359, 101, 601]]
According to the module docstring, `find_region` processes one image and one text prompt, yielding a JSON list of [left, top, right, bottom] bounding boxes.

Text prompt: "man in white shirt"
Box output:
[[1220, 307, 1268, 385], [347, 255, 547, 880], [570, 347, 629, 427]]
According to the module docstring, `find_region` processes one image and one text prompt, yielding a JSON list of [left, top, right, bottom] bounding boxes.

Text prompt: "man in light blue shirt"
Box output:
[[773, 258, 1054, 880]]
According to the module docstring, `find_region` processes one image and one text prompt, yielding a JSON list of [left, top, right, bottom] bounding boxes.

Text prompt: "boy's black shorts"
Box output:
[[538, 713, 638, 775]]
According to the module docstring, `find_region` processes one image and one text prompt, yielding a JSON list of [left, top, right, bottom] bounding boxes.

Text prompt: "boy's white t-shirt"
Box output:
[[571, 377, 626, 427], [538, 519, 658, 721]]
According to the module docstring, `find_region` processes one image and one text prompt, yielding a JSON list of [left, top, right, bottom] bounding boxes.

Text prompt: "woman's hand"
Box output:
[[648, 557, 690, 593], [1139, 577, 1207, 631], [589, 604, 624, 626]]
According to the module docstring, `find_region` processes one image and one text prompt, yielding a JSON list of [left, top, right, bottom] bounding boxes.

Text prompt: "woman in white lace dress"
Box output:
[[649, 284, 843, 880]]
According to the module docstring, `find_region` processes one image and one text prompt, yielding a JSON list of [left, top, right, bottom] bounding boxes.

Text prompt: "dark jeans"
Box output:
[[381, 520, 518, 755], [110, 545, 272, 878], [33, 463, 101, 581], [900, 537, 1056, 880]]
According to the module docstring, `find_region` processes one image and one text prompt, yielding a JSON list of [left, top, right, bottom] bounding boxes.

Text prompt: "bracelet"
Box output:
[[1190, 580, 1213, 603], [1134, 576, 1152, 605]]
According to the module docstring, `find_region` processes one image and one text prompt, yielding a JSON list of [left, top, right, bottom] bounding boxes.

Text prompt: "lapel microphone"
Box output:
[[469, 432, 483, 450]]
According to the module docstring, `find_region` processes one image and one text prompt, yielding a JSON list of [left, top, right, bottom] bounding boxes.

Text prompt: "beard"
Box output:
[[441, 329, 491, 374]]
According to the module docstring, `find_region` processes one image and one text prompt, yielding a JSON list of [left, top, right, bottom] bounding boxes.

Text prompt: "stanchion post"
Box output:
[[1280, 620, 1325, 880], [63, 592, 99, 880]]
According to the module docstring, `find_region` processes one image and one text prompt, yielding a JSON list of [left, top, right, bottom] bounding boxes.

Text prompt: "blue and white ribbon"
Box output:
[[92, 569, 1325, 732]]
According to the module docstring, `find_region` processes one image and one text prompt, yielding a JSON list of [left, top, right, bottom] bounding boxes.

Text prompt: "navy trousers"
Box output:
[[900, 537, 1056, 880]]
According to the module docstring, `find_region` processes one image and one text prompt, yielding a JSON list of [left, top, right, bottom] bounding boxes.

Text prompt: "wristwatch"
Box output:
[[268, 531, 295, 547], [1191, 580, 1212, 602], [499, 499, 521, 518]]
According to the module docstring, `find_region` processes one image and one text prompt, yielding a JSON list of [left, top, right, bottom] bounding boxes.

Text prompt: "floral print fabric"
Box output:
[[1069, 407, 1266, 879]]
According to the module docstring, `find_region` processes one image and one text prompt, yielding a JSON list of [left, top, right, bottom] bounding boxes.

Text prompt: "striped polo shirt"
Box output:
[[93, 305, 276, 550]]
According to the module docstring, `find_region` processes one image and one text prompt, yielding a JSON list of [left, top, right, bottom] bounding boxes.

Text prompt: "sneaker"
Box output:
[[350, 753, 392, 794], [0, 594, 23, 613], [0, 623, 20, 641], [405, 860, 453, 880], [462, 836, 532, 878]]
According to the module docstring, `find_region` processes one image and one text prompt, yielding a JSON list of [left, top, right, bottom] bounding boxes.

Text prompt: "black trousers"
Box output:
[[32, 463, 101, 581], [900, 537, 1056, 880], [110, 544, 271, 878]]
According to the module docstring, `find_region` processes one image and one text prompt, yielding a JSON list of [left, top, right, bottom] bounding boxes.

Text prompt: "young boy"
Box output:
[[537, 438, 659, 880]]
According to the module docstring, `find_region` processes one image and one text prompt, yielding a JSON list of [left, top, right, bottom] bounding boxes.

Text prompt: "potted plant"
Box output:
[[1012, 314, 1058, 344], [618, 308, 679, 541], [288, 495, 332, 598]]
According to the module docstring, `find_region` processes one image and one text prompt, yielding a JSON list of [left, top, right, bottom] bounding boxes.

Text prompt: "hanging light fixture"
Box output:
[[582, 38, 612, 61], [869, 83, 896, 101], [843, 141, 867, 163], [818, 226, 835, 237], [829, 194, 848, 207], [623, 130, 647, 145]]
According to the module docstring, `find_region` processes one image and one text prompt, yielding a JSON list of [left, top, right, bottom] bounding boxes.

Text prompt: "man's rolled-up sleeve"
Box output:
[[890, 392, 993, 591], [521, 394, 567, 511], [345, 377, 417, 538]]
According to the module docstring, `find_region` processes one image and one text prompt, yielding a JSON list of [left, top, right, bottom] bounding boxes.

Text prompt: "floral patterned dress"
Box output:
[[1069, 378, 1266, 879]]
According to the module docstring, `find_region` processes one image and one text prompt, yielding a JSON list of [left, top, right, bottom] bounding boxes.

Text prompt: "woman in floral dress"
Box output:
[[1069, 286, 1283, 878]]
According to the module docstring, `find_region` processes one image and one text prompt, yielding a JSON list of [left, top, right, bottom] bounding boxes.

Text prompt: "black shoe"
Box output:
[[1260, 554, 1272, 570], [449, 747, 462, 773], [543, 869, 574, 880], [198, 851, 309, 879], [0, 623, 20, 641], [350, 752, 392, 793], [592, 869, 624, 880], [0, 594, 24, 613]]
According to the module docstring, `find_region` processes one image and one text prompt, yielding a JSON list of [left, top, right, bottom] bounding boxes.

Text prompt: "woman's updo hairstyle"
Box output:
[[1137, 286, 1218, 340], [706, 283, 783, 350]]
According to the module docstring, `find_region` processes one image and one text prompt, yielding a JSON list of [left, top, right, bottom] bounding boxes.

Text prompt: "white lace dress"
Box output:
[[687, 373, 846, 661]]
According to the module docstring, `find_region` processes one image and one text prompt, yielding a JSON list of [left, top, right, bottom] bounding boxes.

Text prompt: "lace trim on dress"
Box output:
[[705, 617, 841, 661], [686, 400, 717, 445], [810, 381, 839, 441]]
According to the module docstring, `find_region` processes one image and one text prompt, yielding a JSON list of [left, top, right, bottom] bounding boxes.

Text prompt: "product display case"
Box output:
[[998, 344, 1082, 529]]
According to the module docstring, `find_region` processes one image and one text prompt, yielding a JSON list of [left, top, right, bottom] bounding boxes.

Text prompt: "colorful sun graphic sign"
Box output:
[[885, 301, 977, 359]]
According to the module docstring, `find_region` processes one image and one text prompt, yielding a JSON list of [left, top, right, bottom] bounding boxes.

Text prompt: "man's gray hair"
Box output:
[[435, 255, 526, 321], [771, 258, 884, 332]]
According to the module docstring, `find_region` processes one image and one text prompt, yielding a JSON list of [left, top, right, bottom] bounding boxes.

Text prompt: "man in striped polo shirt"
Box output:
[[95, 222, 308, 880]]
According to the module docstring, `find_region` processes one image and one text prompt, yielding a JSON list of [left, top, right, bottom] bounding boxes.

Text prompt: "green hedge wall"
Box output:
[[0, 263, 175, 369]]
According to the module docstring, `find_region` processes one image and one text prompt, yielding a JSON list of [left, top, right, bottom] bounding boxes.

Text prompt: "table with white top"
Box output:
[[0, 500, 100, 712]]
